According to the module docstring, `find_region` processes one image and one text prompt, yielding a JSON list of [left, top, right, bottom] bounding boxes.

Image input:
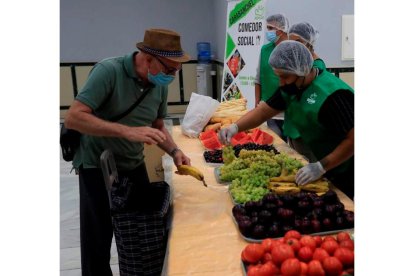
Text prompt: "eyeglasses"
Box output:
[[153, 55, 181, 75]]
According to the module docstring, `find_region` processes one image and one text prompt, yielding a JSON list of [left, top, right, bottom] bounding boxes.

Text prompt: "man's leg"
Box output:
[[79, 167, 113, 276], [267, 119, 287, 142]]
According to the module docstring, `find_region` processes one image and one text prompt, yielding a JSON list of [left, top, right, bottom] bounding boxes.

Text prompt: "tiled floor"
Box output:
[[60, 118, 179, 275]]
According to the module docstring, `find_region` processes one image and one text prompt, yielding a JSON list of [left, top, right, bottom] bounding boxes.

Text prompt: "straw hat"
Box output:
[[136, 28, 191, 63]]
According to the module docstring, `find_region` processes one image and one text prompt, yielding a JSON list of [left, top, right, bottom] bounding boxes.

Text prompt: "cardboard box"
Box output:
[[144, 144, 165, 182]]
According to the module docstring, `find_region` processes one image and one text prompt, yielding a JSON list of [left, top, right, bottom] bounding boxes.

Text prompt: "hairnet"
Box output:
[[268, 40, 313, 76], [289, 22, 319, 46], [266, 14, 289, 33]]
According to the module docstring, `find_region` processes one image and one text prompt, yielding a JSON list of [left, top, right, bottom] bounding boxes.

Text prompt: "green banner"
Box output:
[[228, 0, 261, 28]]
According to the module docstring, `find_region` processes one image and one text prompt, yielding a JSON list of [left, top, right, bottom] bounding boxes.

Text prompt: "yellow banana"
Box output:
[[270, 175, 296, 182], [269, 186, 301, 195], [268, 181, 297, 188], [175, 165, 207, 187], [300, 183, 329, 193]]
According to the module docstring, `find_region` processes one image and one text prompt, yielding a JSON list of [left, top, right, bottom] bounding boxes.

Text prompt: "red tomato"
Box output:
[[261, 238, 274, 253], [308, 260, 326, 276], [244, 243, 265, 263], [323, 236, 337, 242], [300, 262, 309, 275], [300, 235, 317, 251], [313, 235, 323, 247], [339, 240, 354, 251], [298, 246, 314, 262], [261, 252, 273, 263], [336, 232, 351, 243], [313, 248, 330, 262], [321, 240, 339, 256], [286, 238, 301, 253], [281, 258, 302, 276], [323, 256, 343, 276], [241, 249, 249, 262], [285, 230, 302, 240], [247, 264, 262, 276], [271, 243, 295, 265], [334, 248, 354, 267], [260, 261, 279, 276]]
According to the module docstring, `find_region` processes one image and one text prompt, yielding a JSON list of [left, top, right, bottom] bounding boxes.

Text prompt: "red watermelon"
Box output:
[[199, 129, 216, 141], [202, 135, 222, 150]]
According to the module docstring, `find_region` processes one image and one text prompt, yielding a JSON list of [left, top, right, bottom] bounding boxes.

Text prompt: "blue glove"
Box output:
[[296, 161, 326, 185], [218, 123, 238, 145]]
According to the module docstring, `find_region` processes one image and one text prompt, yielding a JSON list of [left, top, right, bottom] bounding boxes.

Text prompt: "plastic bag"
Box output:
[[181, 93, 220, 138]]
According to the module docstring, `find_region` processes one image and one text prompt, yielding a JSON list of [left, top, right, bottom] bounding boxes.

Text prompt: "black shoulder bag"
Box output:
[[60, 88, 151, 162]]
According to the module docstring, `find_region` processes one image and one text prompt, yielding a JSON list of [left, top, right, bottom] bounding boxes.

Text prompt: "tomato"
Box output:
[[261, 252, 273, 263], [334, 248, 354, 267], [323, 236, 337, 242], [313, 248, 330, 262], [285, 230, 302, 240], [323, 256, 343, 276], [308, 260, 326, 276], [261, 238, 274, 253], [339, 240, 354, 251], [298, 246, 314, 263], [300, 261, 309, 275], [247, 264, 262, 276], [241, 249, 249, 262], [271, 243, 295, 265], [260, 261, 279, 276], [244, 243, 265, 263], [336, 232, 351, 243], [321, 240, 339, 255], [300, 235, 317, 251], [286, 238, 301, 253], [313, 235, 323, 247], [281, 258, 302, 276]]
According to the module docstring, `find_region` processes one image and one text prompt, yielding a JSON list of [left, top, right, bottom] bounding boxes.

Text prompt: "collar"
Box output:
[[123, 51, 154, 88]]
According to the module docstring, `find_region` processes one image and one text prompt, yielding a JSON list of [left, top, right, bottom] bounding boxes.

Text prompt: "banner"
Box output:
[[221, 0, 267, 110]]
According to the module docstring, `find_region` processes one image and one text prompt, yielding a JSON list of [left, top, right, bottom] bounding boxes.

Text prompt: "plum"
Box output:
[[258, 210, 272, 224], [238, 219, 253, 235], [251, 224, 266, 239], [232, 204, 246, 217], [311, 219, 322, 233]]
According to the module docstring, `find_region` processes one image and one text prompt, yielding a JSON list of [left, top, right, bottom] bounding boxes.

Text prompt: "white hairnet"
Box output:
[[268, 40, 313, 76], [266, 14, 289, 33], [289, 22, 319, 46]]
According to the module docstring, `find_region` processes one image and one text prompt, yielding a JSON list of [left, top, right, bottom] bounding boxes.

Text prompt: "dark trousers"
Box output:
[[79, 163, 150, 276]]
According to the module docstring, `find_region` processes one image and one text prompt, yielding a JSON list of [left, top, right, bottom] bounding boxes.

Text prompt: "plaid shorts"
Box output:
[[111, 181, 172, 276]]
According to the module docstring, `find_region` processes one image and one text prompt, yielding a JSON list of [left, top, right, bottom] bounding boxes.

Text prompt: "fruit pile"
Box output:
[[232, 190, 354, 240], [241, 230, 354, 276]]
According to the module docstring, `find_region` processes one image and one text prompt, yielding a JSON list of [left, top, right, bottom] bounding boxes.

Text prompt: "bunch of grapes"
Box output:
[[229, 178, 269, 203], [275, 153, 304, 175], [233, 143, 279, 157], [222, 145, 236, 165]]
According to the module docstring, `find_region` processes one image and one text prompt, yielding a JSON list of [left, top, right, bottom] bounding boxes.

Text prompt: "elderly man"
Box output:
[[220, 41, 354, 199], [65, 28, 191, 275]]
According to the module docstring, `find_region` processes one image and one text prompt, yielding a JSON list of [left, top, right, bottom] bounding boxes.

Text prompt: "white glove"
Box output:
[[218, 123, 238, 145], [296, 161, 326, 185]]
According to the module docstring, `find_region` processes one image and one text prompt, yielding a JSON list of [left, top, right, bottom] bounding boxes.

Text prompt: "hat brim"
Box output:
[[136, 42, 191, 63]]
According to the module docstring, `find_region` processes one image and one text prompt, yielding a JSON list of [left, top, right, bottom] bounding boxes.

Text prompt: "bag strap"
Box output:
[[108, 87, 151, 122]]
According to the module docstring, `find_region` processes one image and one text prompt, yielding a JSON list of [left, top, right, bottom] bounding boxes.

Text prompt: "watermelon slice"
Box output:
[[260, 132, 274, 144], [238, 135, 253, 145], [202, 135, 222, 150], [199, 129, 217, 141], [230, 131, 247, 146], [251, 129, 263, 143]]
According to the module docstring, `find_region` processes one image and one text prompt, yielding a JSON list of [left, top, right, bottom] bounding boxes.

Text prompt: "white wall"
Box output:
[[61, 0, 353, 67]]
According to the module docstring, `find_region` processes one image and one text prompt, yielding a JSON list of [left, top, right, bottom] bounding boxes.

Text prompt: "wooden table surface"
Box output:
[[165, 125, 354, 275]]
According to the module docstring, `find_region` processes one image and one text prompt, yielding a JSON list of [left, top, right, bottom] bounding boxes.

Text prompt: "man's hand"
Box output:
[[296, 161, 326, 185], [218, 123, 238, 145], [172, 149, 191, 166], [125, 126, 167, 145]]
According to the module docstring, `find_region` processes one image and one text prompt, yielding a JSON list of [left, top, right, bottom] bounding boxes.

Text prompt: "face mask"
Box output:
[[147, 71, 175, 86], [281, 77, 304, 95], [266, 31, 278, 42]]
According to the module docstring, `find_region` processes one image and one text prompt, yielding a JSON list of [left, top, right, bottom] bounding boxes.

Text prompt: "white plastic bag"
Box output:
[[181, 93, 220, 138]]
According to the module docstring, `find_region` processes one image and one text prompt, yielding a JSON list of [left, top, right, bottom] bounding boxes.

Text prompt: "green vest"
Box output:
[[259, 42, 280, 101], [283, 59, 327, 139], [283, 70, 354, 175]]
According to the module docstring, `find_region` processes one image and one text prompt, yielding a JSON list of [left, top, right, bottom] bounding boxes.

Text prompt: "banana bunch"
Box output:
[[175, 165, 207, 187], [268, 175, 330, 195], [300, 180, 329, 193]]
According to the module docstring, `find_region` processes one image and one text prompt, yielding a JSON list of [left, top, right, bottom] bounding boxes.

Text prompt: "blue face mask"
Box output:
[[266, 31, 278, 42], [147, 71, 175, 86]]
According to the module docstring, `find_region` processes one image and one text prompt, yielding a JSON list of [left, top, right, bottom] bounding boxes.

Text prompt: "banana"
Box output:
[[270, 175, 296, 182], [175, 165, 207, 187], [300, 183, 329, 193], [269, 186, 301, 195], [268, 181, 297, 188]]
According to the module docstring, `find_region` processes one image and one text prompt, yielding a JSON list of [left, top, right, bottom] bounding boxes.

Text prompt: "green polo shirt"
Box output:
[[73, 52, 168, 170]]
